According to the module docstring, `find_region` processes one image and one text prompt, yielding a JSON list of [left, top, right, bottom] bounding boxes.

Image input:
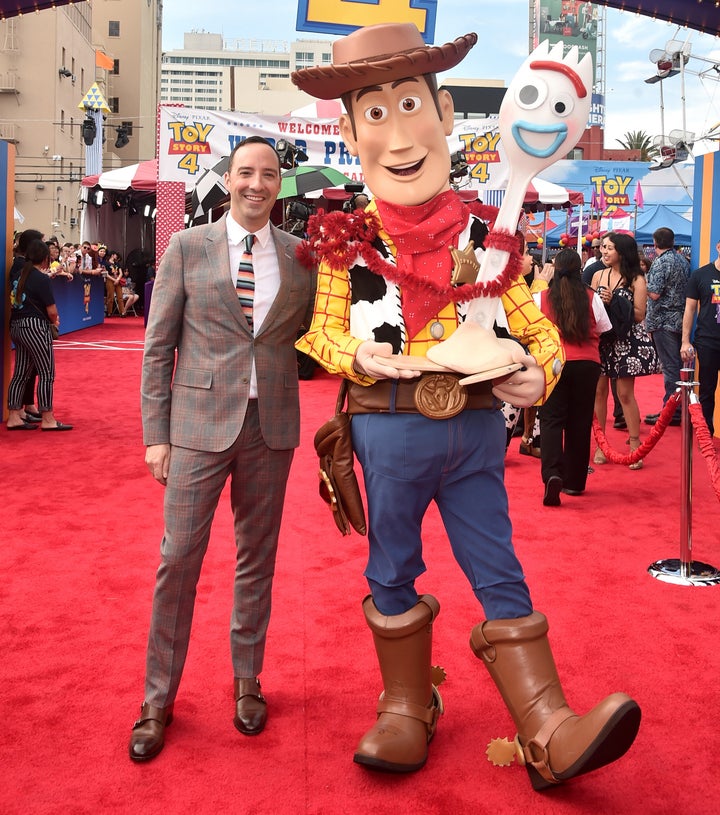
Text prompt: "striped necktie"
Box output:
[[236, 233, 255, 328]]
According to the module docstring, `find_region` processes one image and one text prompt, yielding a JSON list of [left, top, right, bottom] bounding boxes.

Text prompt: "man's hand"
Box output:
[[354, 341, 422, 380], [146, 443, 171, 485], [491, 347, 546, 407]]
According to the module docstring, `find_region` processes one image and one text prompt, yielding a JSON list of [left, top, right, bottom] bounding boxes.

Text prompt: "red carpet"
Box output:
[[2, 319, 719, 814]]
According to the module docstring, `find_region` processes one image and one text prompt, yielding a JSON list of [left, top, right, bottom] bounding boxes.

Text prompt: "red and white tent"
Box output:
[[81, 158, 193, 193], [524, 177, 584, 210], [483, 177, 583, 210], [82, 159, 158, 192], [288, 99, 344, 119]]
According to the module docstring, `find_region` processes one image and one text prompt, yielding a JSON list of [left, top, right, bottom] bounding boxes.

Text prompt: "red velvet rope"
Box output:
[[592, 393, 720, 503], [592, 393, 680, 465], [689, 402, 720, 502]]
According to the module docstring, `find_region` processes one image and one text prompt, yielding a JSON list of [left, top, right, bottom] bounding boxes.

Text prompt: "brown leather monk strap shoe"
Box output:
[[234, 678, 267, 736], [129, 702, 174, 762]]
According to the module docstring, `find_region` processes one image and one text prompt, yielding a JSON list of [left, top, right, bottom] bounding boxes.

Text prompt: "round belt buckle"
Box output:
[[413, 373, 468, 419]]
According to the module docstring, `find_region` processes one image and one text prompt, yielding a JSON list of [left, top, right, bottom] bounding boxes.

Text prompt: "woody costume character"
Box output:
[[293, 23, 640, 789]]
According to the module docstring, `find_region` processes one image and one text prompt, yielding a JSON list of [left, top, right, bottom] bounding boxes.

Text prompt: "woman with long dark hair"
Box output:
[[6, 239, 73, 431], [591, 232, 657, 469], [536, 249, 611, 505]]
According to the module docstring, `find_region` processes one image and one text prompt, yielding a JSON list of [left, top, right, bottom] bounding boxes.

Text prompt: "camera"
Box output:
[[285, 200, 315, 237], [286, 200, 314, 222], [449, 150, 468, 182]]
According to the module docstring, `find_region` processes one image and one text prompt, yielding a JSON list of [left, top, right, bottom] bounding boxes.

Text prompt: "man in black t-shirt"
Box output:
[[681, 240, 720, 434]]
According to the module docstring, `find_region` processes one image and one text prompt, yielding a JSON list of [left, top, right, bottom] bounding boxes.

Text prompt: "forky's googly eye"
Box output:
[[515, 79, 548, 110], [550, 92, 576, 118]]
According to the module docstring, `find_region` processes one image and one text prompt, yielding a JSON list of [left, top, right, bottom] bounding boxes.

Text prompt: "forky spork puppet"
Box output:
[[392, 40, 594, 398]]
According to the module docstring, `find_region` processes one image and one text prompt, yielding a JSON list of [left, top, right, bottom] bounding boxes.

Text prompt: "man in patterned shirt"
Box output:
[[644, 227, 690, 425], [293, 22, 639, 789]]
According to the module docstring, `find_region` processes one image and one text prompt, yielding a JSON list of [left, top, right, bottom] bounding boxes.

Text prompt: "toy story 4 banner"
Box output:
[[157, 108, 519, 200], [158, 107, 692, 219], [157, 107, 516, 209]]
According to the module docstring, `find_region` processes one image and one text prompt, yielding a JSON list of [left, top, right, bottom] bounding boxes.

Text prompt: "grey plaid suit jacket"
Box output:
[[141, 215, 316, 452]]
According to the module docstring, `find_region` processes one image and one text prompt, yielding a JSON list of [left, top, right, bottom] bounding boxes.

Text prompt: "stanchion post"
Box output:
[[648, 368, 720, 585], [679, 367, 693, 576]]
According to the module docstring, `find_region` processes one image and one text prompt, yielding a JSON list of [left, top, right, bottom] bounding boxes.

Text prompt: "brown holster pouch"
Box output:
[[313, 380, 367, 536]]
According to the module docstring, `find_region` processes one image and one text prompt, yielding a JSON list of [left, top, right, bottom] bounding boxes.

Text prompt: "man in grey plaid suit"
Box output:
[[129, 136, 316, 762]]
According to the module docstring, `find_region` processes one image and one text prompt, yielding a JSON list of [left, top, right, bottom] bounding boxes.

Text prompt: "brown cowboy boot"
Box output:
[[470, 611, 640, 790], [354, 594, 443, 773]]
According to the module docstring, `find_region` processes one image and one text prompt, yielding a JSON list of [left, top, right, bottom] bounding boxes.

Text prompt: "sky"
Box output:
[[161, 0, 720, 157]]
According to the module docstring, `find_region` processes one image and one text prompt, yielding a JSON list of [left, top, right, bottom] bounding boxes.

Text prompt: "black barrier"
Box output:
[[50, 274, 105, 334]]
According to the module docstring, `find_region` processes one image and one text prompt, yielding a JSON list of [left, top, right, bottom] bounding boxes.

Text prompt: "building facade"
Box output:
[[160, 32, 333, 115], [0, 0, 160, 242]]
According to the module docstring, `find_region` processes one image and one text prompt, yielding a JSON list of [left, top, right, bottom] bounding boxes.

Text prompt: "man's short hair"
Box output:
[[653, 227, 675, 250], [227, 136, 281, 174]]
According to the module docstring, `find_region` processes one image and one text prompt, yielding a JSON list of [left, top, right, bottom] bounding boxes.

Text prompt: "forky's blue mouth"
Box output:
[[511, 121, 568, 159]]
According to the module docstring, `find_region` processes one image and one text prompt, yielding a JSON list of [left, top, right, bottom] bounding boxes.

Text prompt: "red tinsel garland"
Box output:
[[296, 205, 522, 301]]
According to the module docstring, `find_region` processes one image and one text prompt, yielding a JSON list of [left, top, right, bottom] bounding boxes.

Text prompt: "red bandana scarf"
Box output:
[[297, 197, 521, 342], [375, 191, 468, 339]]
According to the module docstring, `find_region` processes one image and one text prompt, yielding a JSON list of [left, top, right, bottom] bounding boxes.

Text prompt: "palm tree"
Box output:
[[616, 131, 659, 161]]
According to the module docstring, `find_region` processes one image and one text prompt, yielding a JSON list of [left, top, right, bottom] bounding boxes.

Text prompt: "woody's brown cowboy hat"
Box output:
[[291, 23, 477, 100]]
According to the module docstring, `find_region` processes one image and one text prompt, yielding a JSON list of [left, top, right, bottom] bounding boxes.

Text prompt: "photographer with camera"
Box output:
[[285, 199, 315, 238], [343, 192, 370, 213]]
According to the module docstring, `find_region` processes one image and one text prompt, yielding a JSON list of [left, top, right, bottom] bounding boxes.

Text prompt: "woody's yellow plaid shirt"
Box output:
[[296, 215, 564, 404]]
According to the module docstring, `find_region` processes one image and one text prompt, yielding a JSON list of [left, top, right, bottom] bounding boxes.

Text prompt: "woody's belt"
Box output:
[[347, 374, 498, 420]]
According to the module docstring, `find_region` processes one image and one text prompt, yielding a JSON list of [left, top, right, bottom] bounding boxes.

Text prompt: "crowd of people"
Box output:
[[6, 229, 73, 430], [20, 234, 153, 318], [5, 229, 155, 432], [520, 227, 700, 506]]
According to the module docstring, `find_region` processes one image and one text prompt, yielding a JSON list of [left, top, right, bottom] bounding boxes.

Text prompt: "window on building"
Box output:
[[60, 110, 65, 132], [108, 97, 119, 113], [122, 120, 133, 136], [109, 20, 120, 37], [112, 59, 120, 75]]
